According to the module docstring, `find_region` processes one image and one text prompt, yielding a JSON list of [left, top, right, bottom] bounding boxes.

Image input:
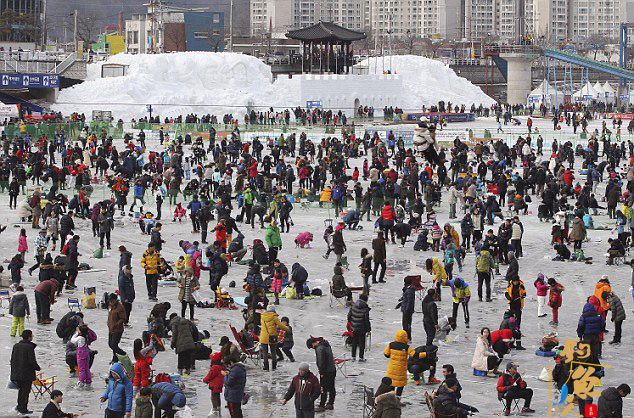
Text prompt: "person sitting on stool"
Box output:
[[496, 362, 535, 416]]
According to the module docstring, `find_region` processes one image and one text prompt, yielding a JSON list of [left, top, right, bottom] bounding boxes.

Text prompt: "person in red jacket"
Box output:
[[212, 219, 228, 251], [490, 328, 514, 360], [203, 352, 226, 415], [497, 362, 535, 416], [380, 203, 396, 244]]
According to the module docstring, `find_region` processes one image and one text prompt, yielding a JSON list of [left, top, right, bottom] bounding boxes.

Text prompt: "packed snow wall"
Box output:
[[53, 52, 494, 120]]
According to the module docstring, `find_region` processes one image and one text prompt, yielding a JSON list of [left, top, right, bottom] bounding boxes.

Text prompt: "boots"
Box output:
[[515, 340, 526, 350]]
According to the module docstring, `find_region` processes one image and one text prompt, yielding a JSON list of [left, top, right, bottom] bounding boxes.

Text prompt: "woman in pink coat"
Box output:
[[534, 273, 548, 318], [17, 228, 28, 258]]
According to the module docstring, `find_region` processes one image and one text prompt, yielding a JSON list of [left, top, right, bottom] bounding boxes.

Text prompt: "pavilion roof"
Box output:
[[286, 21, 366, 42]]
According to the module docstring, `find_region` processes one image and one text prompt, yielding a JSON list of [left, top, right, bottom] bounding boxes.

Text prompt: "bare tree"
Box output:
[[0, 9, 37, 42], [76, 11, 104, 46], [584, 34, 612, 60], [163, 22, 186, 52], [421, 37, 445, 58]]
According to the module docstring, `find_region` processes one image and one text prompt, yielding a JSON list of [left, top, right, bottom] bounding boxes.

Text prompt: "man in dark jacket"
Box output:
[[223, 359, 247, 418], [496, 362, 535, 415], [347, 294, 371, 361], [605, 291, 626, 345], [281, 363, 321, 417], [41, 390, 76, 418], [10, 329, 41, 414], [422, 288, 439, 346], [306, 337, 337, 412], [107, 293, 127, 363], [59, 211, 74, 250], [400, 276, 416, 341], [64, 235, 80, 290], [504, 251, 519, 282], [118, 245, 132, 269], [331, 225, 346, 264], [577, 301, 606, 360], [118, 265, 135, 326], [598, 384, 630, 418], [198, 202, 213, 244], [291, 263, 308, 300], [433, 378, 478, 418], [150, 223, 165, 252], [372, 233, 387, 283]]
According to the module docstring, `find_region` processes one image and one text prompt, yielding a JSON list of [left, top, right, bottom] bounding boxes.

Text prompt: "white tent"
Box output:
[[573, 82, 597, 102], [593, 81, 606, 101], [602, 82, 616, 103], [527, 79, 561, 106]]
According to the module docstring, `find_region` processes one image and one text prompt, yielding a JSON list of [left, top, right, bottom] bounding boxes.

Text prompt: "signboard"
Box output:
[[0, 73, 60, 89], [306, 100, 321, 109], [582, 95, 594, 101], [0, 104, 19, 118], [365, 128, 466, 147], [146, 104, 152, 113], [528, 96, 541, 104], [405, 112, 475, 123], [606, 113, 634, 120], [619, 94, 629, 100]]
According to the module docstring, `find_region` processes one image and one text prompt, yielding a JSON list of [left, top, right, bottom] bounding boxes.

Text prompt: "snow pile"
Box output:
[[55, 52, 288, 120], [358, 55, 495, 108], [54, 52, 494, 120]]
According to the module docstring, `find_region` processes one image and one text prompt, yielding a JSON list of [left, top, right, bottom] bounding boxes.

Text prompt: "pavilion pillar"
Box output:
[[326, 41, 331, 73]]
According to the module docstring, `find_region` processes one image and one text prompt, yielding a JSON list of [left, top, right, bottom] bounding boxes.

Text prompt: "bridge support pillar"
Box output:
[[500, 53, 539, 105]]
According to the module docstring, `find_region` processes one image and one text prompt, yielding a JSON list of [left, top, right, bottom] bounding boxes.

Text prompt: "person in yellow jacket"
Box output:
[[426, 258, 448, 300], [319, 185, 332, 207], [141, 243, 161, 301], [505, 277, 527, 349], [383, 329, 425, 397], [260, 305, 288, 372]]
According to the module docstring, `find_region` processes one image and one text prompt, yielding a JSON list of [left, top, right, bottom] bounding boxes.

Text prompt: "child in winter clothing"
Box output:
[[276, 316, 295, 362], [203, 352, 225, 415], [8, 285, 29, 336], [70, 324, 93, 388], [173, 203, 186, 222], [270, 267, 283, 305], [534, 273, 549, 318], [17, 228, 27, 259], [175, 256, 187, 279], [548, 278, 564, 325], [133, 338, 154, 391], [431, 224, 443, 252], [134, 387, 153, 418], [8, 253, 24, 286]]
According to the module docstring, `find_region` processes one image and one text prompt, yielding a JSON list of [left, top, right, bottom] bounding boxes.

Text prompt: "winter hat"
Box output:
[[299, 363, 310, 371], [306, 337, 316, 349], [267, 305, 276, 313], [537, 273, 545, 281], [506, 361, 518, 371], [219, 336, 230, 346], [210, 352, 222, 364]]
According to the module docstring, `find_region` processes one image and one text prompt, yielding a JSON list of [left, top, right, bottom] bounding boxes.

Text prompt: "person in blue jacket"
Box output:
[[187, 195, 202, 233], [100, 363, 134, 418], [151, 382, 186, 418], [223, 359, 247, 418]]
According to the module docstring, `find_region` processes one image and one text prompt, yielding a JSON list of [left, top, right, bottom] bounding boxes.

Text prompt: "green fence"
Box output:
[[4, 121, 86, 139]]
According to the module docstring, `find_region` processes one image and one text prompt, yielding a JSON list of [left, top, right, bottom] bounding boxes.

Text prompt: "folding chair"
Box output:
[[31, 372, 56, 400], [424, 391, 437, 418], [500, 397, 521, 414], [67, 297, 81, 312], [329, 281, 349, 308], [405, 275, 426, 313], [229, 324, 260, 367], [363, 386, 376, 418]]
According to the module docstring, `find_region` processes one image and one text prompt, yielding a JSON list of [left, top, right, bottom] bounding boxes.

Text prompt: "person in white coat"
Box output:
[[471, 327, 501, 374]]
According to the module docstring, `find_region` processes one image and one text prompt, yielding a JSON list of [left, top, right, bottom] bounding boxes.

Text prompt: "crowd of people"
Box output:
[[3, 105, 633, 418]]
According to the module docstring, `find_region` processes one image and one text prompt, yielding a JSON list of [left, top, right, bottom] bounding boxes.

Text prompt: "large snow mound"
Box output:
[[358, 55, 495, 108], [54, 52, 494, 119]]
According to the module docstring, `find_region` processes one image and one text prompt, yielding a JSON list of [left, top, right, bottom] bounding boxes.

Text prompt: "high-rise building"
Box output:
[[534, 0, 568, 43], [369, 0, 422, 41], [465, 0, 497, 40], [251, 0, 369, 37], [421, 0, 463, 40], [568, 0, 623, 41], [0, 0, 42, 44]]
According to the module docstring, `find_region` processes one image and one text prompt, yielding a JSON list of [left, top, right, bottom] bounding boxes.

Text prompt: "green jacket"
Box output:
[[265, 225, 282, 248], [476, 250, 494, 273], [243, 188, 254, 205]]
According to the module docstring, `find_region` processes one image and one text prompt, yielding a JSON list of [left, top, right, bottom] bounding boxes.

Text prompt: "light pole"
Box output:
[[72, 10, 78, 53]]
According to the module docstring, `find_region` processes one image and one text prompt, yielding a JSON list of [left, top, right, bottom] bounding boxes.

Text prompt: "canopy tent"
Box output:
[[527, 79, 561, 106], [573, 81, 597, 102], [602, 82, 616, 103], [593, 81, 606, 99]]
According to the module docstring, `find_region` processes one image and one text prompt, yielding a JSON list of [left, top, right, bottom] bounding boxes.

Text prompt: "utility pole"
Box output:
[[73, 9, 78, 53], [41, 0, 47, 49], [150, 0, 155, 53], [158, 0, 163, 53], [229, 0, 234, 51]]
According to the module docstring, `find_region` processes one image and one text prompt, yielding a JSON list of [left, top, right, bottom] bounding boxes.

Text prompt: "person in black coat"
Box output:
[[118, 265, 135, 325], [41, 390, 76, 418], [118, 245, 132, 269], [399, 276, 416, 341], [598, 384, 630, 418], [347, 294, 371, 361], [10, 329, 41, 414], [422, 289, 439, 346]]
